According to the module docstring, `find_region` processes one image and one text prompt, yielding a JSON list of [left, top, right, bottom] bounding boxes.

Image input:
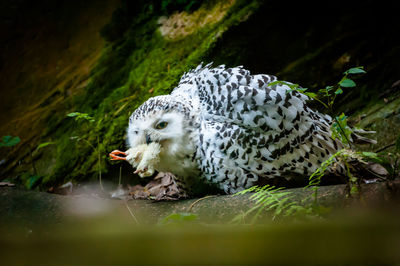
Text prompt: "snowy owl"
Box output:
[[111, 63, 343, 196]]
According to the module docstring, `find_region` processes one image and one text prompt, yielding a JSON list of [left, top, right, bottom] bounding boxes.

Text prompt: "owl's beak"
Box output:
[[145, 134, 153, 145]]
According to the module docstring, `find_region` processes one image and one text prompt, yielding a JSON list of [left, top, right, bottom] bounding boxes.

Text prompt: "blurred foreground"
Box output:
[[1, 183, 400, 265]]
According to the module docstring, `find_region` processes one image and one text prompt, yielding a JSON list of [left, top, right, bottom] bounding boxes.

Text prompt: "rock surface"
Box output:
[[1, 180, 400, 225]]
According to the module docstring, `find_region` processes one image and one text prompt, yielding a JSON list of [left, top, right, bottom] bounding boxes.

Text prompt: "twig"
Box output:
[[119, 166, 122, 186], [124, 201, 140, 225], [188, 195, 216, 212], [97, 136, 104, 191], [374, 142, 396, 153], [334, 116, 353, 150]]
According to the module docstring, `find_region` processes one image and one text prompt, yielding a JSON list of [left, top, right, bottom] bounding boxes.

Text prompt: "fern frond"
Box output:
[[232, 185, 307, 223]]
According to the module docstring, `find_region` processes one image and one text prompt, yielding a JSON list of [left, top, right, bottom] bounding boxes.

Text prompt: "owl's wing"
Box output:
[[179, 63, 323, 133], [178, 64, 339, 188]]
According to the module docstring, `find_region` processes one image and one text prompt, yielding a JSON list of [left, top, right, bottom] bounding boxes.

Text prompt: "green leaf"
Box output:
[[36, 142, 55, 151], [268, 80, 289, 87], [339, 78, 356, 88], [350, 186, 359, 195], [361, 151, 379, 159], [338, 113, 348, 121], [344, 67, 366, 75], [67, 112, 95, 122], [67, 112, 78, 117], [335, 88, 343, 95], [319, 86, 333, 95], [160, 213, 198, 225], [2, 136, 12, 142], [360, 151, 389, 167], [25, 174, 41, 190], [1, 135, 21, 147], [304, 92, 317, 98], [331, 114, 352, 145], [270, 81, 307, 94], [296, 87, 308, 92]]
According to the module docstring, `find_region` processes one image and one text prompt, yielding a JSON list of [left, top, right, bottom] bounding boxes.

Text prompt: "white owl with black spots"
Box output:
[[126, 63, 341, 195]]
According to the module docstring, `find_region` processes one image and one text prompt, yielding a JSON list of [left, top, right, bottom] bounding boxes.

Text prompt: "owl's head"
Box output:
[[127, 95, 197, 157]]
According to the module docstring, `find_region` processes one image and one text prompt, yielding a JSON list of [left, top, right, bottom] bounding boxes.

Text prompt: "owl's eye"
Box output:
[[155, 121, 168, 130]]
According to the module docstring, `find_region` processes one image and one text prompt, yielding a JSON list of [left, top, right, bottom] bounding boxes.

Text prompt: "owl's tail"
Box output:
[[309, 115, 386, 184], [325, 130, 389, 185], [350, 128, 377, 145]]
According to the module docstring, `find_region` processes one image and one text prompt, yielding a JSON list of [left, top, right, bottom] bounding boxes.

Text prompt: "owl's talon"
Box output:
[[134, 167, 149, 175], [133, 168, 147, 174], [109, 150, 127, 161]]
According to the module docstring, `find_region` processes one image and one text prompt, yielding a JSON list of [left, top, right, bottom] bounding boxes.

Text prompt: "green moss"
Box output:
[[34, 0, 259, 188]]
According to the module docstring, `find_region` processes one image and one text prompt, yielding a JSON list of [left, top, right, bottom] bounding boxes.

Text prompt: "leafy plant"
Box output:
[[67, 112, 104, 191], [67, 112, 95, 123], [231, 185, 327, 224], [308, 149, 363, 197], [331, 113, 352, 146], [307, 150, 345, 201], [270, 66, 366, 149]]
